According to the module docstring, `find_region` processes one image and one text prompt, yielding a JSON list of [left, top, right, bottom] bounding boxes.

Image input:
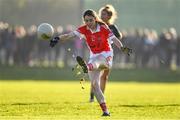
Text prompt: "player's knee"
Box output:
[[101, 71, 109, 81], [101, 74, 108, 80], [92, 80, 99, 90], [104, 75, 108, 81]]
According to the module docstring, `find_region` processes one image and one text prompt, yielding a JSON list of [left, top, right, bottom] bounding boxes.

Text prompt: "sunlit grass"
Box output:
[[0, 80, 180, 120]]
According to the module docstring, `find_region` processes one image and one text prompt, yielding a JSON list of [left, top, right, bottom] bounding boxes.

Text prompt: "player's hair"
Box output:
[[83, 9, 105, 26], [99, 4, 118, 24]]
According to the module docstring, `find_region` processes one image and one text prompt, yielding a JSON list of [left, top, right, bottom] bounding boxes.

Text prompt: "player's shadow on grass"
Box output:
[[118, 104, 180, 107], [0, 102, 52, 106]]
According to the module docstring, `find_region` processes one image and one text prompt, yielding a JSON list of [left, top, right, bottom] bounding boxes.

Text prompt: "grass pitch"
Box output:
[[0, 80, 180, 120]]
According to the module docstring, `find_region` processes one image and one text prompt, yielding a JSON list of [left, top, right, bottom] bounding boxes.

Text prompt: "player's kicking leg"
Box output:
[[76, 56, 88, 73]]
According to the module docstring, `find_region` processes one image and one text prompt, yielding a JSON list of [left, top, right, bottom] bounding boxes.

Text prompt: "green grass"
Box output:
[[0, 80, 180, 120], [1, 66, 180, 82]]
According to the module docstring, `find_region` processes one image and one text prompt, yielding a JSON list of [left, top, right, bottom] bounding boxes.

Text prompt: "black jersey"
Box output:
[[108, 24, 121, 39]]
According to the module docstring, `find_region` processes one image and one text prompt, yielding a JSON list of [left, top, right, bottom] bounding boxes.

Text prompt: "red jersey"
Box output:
[[76, 24, 114, 54]]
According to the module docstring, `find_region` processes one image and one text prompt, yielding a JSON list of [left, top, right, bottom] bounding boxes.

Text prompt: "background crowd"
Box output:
[[0, 21, 180, 70]]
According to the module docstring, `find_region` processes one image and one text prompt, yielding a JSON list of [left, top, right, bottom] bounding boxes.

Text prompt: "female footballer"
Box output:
[[50, 9, 131, 116], [89, 4, 123, 102]]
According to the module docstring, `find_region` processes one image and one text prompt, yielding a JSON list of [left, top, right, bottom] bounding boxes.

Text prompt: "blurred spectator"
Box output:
[[133, 28, 144, 68], [158, 28, 177, 68], [14, 26, 27, 66], [25, 25, 38, 66], [141, 29, 159, 68]]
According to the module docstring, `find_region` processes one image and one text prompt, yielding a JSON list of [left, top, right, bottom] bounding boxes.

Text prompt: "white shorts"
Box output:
[[88, 51, 113, 70]]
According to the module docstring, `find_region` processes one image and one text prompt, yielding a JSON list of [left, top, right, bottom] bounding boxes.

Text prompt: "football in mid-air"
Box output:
[[37, 23, 54, 40]]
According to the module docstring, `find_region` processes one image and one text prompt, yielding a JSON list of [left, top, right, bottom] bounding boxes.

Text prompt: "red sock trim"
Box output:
[[100, 103, 107, 112]]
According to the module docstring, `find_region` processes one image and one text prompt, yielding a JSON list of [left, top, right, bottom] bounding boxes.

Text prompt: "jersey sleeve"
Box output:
[[73, 30, 82, 38], [73, 25, 86, 39]]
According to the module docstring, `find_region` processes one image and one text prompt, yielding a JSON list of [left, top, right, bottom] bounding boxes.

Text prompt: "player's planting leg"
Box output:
[[90, 71, 105, 103], [88, 55, 112, 103], [89, 70, 110, 116]]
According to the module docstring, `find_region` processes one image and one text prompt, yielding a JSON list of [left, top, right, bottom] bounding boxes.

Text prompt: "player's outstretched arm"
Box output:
[[112, 37, 132, 56], [59, 32, 77, 42], [112, 36, 123, 49], [50, 32, 76, 47]]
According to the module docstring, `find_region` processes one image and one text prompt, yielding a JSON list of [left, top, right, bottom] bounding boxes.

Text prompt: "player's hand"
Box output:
[[121, 46, 132, 56], [50, 36, 60, 47]]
